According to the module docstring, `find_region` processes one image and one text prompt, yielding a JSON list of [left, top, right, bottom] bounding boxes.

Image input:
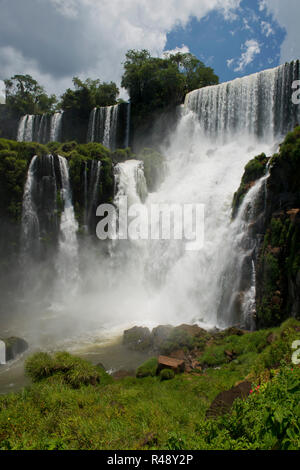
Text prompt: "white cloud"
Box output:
[[261, 21, 273, 37], [259, 0, 300, 63], [234, 39, 261, 72], [227, 58, 234, 68], [163, 45, 190, 58], [0, 0, 242, 96]]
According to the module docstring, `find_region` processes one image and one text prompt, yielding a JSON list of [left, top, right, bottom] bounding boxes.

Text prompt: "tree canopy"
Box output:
[[4, 74, 57, 117], [58, 78, 119, 117], [121, 49, 219, 124]]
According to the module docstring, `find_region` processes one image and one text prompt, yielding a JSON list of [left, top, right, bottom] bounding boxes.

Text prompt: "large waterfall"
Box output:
[[185, 61, 300, 141], [20, 153, 79, 300], [16, 61, 300, 338], [17, 112, 64, 143]]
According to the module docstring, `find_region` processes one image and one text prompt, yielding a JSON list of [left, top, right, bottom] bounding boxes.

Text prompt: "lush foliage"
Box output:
[[59, 77, 119, 117], [4, 75, 57, 118], [232, 153, 269, 217], [0, 319, 300, 450], [121, 49, 218, 125], [25, 352, 112, 388]]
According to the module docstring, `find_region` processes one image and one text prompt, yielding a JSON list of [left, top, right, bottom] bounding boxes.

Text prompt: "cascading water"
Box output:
[[87, 105, 120, 150], [15, 61, 300, 342], [56, 156, 79, 295], [17, 112, 64, 143], [185, 61, 300, 141], [20, 155, 40, 257], [49, 112, 63, 142], [84, 160, 101, 231], [114, 160, 148, 208], [136, 62, 300, 328]]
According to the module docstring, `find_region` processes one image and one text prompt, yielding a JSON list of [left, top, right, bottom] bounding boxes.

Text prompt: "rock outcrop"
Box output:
[[232, 126, 300, 328]]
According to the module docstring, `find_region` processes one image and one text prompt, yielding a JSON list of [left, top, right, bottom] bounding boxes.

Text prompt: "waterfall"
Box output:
[[17, 112, 63, 143], [21, 155, 40, 257], [16, 61, 300, 335], [56, 156, 79, 292], [85, 160, 101, 230], [87, 105, 119, 150], [50, 112, 63, 142], [185, 61, 300, 141], [17, 115, 28, 142], [114, 160, 148, 208]]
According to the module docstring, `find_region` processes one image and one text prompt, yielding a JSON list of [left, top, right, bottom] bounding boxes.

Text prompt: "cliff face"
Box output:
[[233, 127, 300, 328]]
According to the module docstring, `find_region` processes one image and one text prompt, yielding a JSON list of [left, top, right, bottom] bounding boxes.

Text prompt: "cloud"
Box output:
[[226, 58, 234, 68], [261, 21, 273, 38], [163, 45, 190, 57], [259, 0, 300, 63], [0, 0, 242, 96], [234, 39, 261, 72]]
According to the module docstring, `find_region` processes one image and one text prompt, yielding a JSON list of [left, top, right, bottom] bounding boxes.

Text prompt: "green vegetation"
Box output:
[[136, 357, 158, 378], [0, 319, 300, 449], [58, 77, 119, 118], [0, 138, 165, 229], [121, 49, 218, 127], [4, 74, 57, 118], [160, 369, 175, 381], [25, 352, 112, 388], [232, 153, 269, 217]]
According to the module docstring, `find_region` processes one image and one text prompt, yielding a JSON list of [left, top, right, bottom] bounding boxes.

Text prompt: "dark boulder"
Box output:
[[123, 326, 152, 351], [206, 381, 252, 419]]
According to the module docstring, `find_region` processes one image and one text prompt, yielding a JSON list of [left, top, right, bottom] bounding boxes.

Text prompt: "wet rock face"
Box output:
[[123, 326, 152, 351], [0, 337, 28, 362], [123, 324, 211, 355], [232, 127, 300, 328]]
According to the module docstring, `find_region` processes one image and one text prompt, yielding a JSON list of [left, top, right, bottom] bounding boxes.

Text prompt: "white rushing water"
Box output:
[[17, 112, 63, 143], [20, 155, 40, 257], [78, 62, 299, 332], [55, 156, 79, 296], [87, 104, 120, 150], [16, 62, 300, 342], [49, 112, 63, 142]]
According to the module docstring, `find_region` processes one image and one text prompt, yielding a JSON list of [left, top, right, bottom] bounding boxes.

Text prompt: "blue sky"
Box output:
[[166, 0, 286, 83]]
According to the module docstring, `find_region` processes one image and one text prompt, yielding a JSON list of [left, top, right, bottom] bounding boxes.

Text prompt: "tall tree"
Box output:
[[59, 77, 119, 117], [121, 49, 219, 125], [4, 75, 57, 117]]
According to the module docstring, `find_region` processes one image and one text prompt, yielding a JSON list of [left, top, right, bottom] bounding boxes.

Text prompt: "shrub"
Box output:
[[160, 369, 175, 381], [136, 357, 158, 378], [25, 351, 111, 388]]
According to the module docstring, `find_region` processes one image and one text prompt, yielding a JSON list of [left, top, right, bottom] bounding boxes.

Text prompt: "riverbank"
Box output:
[[0, 317, 299, 450]]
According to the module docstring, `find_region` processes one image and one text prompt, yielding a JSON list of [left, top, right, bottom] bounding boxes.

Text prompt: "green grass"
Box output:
[[0, 318, 300, 450]]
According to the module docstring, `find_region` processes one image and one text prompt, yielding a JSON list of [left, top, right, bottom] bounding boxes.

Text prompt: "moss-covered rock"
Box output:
[[232, 153, 269, 218], [136, 357, 158, 378], [123, 326, 152, 351], [159, 369, 175, 381]]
